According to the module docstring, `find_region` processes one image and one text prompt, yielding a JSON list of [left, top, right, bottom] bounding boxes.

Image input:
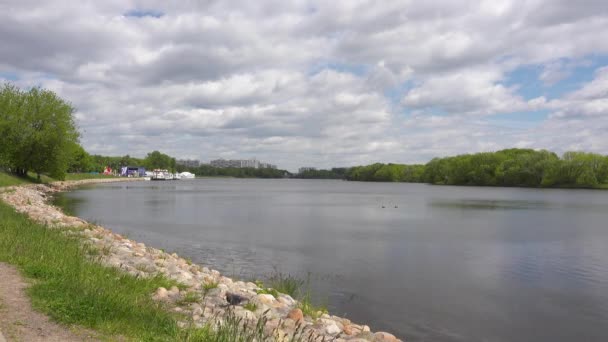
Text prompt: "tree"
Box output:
[[68, 144, 93, 173], [144, 151, 175, 171], [0, 84, 25, 170], [0, 84, 79, 180]]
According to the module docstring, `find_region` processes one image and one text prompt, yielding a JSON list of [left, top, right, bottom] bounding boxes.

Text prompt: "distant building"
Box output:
[[210, 158, 277, 169], [177, 159, 200, 168], [120, 166, 146, 177], [298, 167, 316, 173]]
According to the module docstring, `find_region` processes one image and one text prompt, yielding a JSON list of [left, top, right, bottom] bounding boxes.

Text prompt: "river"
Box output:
[[53, 178, 608, 341]]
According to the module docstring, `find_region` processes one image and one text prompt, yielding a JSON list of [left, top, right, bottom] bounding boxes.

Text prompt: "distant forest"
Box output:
[[83, 152, 289, 179], [294, 149, 608, 189]]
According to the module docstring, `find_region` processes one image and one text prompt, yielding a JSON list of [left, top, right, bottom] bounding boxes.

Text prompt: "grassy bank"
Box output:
[[0, 172, 30, 187], [0, 171, 117, 187], [0, 200, 316, 341], [0, 200, 186, 340]]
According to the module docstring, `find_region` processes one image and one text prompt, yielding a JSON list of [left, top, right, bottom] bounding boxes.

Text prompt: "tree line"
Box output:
[[423, 149, 608, 188], [69, 150, 182, 174], [312, 149, 607, 188]]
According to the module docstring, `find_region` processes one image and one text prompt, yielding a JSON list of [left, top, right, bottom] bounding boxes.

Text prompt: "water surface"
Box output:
[[54, 179, 608, 341]]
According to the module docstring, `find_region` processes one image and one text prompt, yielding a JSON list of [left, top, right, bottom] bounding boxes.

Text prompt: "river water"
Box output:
[[53, 179, 608, 341]]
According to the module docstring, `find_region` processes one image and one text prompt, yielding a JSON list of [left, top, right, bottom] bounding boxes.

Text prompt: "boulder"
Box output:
[[287, 308, 303, 322]]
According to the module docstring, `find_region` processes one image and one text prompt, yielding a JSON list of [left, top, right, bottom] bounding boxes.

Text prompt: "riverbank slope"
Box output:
[[0, 179, 402, 341]]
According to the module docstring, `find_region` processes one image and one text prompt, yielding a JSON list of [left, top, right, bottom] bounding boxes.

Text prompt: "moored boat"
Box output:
[[151, 169, 167, 180], [179, 171, 195, 179]]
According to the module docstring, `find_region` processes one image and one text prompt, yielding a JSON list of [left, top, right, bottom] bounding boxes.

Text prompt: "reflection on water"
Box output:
[[429, 198, 554, 210], [54, 180, 608, 342]]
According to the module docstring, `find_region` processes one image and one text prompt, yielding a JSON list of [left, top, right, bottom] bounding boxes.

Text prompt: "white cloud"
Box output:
[[0, 0, 607, 171]]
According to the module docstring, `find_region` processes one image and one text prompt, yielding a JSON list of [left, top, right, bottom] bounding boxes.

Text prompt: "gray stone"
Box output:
[[326, 323, 342, 335]]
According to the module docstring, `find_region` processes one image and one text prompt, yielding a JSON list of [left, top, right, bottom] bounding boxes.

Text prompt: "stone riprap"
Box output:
[[0, 179, 402, 342]]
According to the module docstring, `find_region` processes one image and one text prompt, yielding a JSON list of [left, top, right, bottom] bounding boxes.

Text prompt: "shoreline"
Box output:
[[0, 178, 403, 342]]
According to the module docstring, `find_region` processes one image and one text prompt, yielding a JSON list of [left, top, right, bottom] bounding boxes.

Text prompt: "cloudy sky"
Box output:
[[1, 0, 607, 171]]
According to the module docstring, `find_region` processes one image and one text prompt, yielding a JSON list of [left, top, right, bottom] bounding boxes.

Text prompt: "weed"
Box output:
[[243, 302, 258, 312], [176, 291, 201, 306], [134, 263, 154, 273], [267, 272, 304, 298], [202, 280, 219, 296], [298, 292, 328, 320], [255, 287, 279, 298]]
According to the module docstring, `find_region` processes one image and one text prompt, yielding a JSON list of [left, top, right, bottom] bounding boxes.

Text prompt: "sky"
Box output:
[[1, 0, 607, 171]]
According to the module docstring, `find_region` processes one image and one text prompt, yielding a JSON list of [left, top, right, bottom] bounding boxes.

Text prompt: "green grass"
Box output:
[[63, 173, 117, 181], [298, 293, 327, 320], [0, 201, 186, 340], [1, 171, 117, 187], [266, 272, 304, 298], [255, 287, 279, 298], [202, 280, 219, 296], [176, 291, 201, 306], [0, 172, 30, 187], [243, 302, 258, 312]]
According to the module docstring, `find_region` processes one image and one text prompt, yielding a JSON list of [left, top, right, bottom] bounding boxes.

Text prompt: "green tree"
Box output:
[[0, 84, 26, 170], [68, 144, 93, 173], [0, 84, 79, 180], [144, 151, 175, 172]]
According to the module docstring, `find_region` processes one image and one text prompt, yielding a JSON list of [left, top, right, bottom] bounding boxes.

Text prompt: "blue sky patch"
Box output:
[[308, 62, 369, 77], [504, 55, 608, 101], [124, 9, 164, 18], [0, 71, 19, 81]]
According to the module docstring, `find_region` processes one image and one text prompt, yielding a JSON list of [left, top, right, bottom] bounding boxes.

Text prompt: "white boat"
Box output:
[[152, 169, 167, 180], [179, 171, 195, 179]]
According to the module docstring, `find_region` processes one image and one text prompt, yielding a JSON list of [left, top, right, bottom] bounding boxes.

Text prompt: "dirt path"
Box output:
[[0, 263, 99, 342]]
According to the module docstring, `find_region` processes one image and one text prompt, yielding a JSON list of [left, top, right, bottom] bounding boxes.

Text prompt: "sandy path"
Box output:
[[0, 263, 99, 342]]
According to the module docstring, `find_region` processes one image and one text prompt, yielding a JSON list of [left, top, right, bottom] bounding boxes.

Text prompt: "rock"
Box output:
[[363, 325, 371, 332], [282, 318, 296, 329], [234, 308, 256, 321], [226, 292, 248, 305], [373, 332, 399, 342], [326, 323, 342, 335], [255, 293, 275, 305], [153, 287, 169, 301], [343, 324, 354, 335], [277, 294, 296, 306], [174, 271, 193, 283], [168, 286, 180, 297], [287, 308, 303, 322], [354, 332, 375, 341]]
